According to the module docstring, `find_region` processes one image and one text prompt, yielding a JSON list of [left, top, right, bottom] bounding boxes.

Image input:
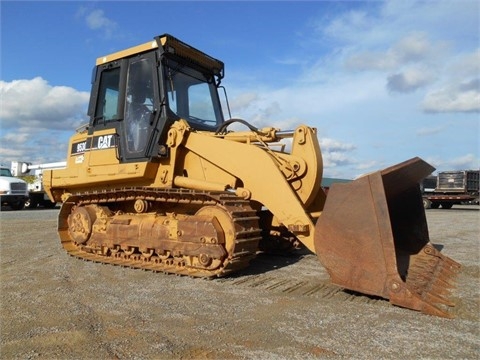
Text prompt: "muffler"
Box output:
[[314, 157, 461, 317]]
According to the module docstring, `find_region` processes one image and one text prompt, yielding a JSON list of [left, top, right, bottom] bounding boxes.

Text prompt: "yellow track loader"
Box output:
[[43, 34, 460, 317]]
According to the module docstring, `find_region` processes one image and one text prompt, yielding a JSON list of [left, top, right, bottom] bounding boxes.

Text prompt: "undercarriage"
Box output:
[[58, 188, 262, 277]]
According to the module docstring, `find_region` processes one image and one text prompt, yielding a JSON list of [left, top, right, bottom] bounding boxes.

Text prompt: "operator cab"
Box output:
[[87, 34, 225, 162]]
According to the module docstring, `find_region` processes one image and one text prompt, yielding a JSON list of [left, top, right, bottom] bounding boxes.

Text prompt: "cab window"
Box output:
[[95, 67, 120, 123]]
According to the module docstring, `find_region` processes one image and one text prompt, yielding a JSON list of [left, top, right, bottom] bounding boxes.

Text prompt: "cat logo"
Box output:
[[98, 135, 113, 149]]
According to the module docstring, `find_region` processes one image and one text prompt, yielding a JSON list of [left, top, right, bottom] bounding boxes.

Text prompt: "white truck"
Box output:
[[11, 161, 66, 209], [0, 165, 29, 210]]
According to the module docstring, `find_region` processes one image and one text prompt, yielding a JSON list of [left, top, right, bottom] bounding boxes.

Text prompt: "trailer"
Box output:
[[422, 170, 479, 209], [11, 161, 66, 209]]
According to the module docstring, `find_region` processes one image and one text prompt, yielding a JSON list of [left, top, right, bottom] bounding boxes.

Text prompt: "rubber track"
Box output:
[[59, 187, 262, 278]]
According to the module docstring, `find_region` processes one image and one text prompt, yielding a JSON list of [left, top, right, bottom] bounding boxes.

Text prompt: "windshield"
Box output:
[[165, 60, 224, 131], [0, 168, 13, 177]]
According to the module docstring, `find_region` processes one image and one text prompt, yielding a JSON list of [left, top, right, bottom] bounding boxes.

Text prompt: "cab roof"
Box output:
[[96, 34, 224, 78]]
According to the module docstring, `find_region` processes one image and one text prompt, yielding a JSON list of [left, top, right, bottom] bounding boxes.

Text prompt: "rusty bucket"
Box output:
[[314, 157, 460, 317]]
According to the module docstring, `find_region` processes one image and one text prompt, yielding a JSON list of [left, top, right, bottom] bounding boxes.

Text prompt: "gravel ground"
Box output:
[[1, 205, 479, 359]]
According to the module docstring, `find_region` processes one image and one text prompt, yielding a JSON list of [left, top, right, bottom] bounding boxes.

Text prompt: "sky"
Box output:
[[1, 0, 479, 179]]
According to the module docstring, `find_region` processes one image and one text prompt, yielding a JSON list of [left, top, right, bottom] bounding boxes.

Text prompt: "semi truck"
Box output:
[[421, 170, 479, 209]]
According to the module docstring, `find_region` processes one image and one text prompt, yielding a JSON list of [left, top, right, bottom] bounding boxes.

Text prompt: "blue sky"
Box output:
[[1, 0, 479, 179]]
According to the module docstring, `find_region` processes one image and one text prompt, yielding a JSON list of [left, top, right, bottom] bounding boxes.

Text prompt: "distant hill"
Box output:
[[321, 177, 352, 188]]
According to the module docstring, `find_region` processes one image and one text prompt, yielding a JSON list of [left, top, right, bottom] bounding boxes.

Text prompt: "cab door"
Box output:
[[120, 53, 159, 162]]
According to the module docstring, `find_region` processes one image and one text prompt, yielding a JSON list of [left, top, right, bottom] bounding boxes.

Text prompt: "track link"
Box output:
[[58, 188, 262, 277]]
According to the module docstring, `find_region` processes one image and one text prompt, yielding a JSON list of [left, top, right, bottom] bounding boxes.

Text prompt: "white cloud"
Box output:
[[393, 32, 446, 63], [344, 32, 445, 72], [0, 78, 89, 165], [422, 81, 480, 113], [421, 50, 480, 113], [416, 124, 448, 136], [341, 31, 452, 99], [449, 50, 480, 79], [448, 154, 480, 169], [2, 132, 29, 144], [0, 77, 90, 130], [77, 7, 117, 38], [344, 51, 397, 72], [387, 67, 434, 93], [320, 138, 356, 152], [322, 9, 376, 45], [0, 147, 26, 159], [355, 160, 380, 171], [230, 93, 284, 126], [229, 92, 260, 113], [0, 127, 72, 165], [320, 138, 357, 169], [322, 151, 354, 168], [426, 154, 480, 172]]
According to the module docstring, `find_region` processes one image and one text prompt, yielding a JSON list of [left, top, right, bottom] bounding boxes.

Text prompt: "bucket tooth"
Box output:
[[314, 157, 461, 317], [424, 291, 456, 307], [431, 273, 456, 290], [442, 257, 461, 272], [389, 284, 455, 318], [430, 282, 454, 296]]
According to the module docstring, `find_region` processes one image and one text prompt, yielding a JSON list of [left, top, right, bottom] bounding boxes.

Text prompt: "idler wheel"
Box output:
[[67, 206, 96, 244], [194, 205, 235, 269]]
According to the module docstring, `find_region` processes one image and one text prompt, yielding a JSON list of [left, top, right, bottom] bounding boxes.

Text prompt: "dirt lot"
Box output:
[[1, 205, 479, 359]]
